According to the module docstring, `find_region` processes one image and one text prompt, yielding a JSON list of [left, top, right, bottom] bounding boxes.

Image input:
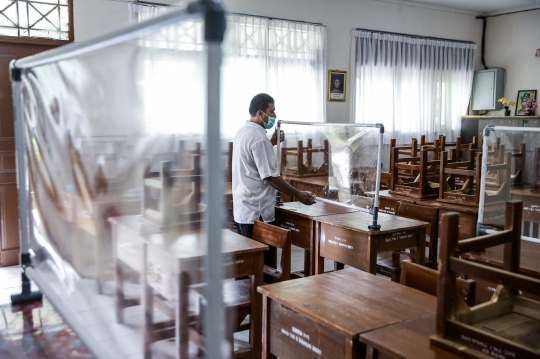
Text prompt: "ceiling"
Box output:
[[373, 0, 540, 15]]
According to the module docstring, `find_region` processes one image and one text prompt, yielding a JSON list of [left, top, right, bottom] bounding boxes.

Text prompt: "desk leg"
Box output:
[[314, 222, 325, 275], [142, 243, 154, 359], [415, 228, 426, 266], [429, 230, 439, 269], [366, 345, 379, 359], [113, 224, 124, 324], [303, 250, 311, 277], [251, 251, 264, 359], [262, 296, 277, 359], [367, 239, 377, 275], [176, 272, 190, 359]]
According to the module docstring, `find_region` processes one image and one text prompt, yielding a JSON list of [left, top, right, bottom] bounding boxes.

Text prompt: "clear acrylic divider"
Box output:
[[9, 2, 239, 358], [276, 121, 384, 229], [478, 125, 540, 244]]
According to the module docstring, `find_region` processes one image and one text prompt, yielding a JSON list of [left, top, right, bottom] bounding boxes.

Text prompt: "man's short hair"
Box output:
[[249, 93, 274, 117]]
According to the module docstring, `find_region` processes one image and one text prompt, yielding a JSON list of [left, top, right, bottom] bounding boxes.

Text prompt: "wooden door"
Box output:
[[0, 40, 61, 266]]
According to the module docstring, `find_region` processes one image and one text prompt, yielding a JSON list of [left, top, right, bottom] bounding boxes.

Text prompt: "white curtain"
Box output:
[[128, 5, 326, 138], [350, 30, 476, 143]]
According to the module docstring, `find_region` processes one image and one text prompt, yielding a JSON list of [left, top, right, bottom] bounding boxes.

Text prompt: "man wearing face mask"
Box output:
[[232, 93, 316, 243]]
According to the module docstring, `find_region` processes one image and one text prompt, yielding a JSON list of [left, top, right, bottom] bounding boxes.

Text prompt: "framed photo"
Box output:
[[515, 90, 536, 116], [328, 70, 346, 101]]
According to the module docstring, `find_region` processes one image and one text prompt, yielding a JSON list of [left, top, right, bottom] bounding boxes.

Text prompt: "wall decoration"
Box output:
[[328, 70, 346, 101], [515, 90, 537, 116]]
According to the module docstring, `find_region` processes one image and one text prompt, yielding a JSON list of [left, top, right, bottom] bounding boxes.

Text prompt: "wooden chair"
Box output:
[[400, 260, 476, 306], [375, 201, 438, 282], [281, 139, 329, 177], [431, 200, 540, 358], [510, 143, 526, 187], [219, 221, 292, 339], [390, 147, 440, 199]]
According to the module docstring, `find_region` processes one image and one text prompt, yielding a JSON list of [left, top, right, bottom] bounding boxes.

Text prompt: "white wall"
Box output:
[[73, 0, 483, 122], [484, 9, 540, 116]]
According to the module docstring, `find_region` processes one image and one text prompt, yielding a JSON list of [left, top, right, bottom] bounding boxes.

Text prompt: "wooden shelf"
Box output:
[[462, 115, 540, 119]]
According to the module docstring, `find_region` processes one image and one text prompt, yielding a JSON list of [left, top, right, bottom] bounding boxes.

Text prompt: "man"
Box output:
[[232, 93, 316, 241]]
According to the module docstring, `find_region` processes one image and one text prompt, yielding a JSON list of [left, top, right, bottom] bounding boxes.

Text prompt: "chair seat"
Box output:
[[376, 252, 433, 282]]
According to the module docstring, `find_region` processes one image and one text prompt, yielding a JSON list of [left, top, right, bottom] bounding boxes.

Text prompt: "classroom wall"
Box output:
[[74, 0, 483, 123], [483, 9, 540, 116]]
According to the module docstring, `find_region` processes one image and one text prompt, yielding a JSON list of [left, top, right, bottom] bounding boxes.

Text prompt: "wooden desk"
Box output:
[[314, 211, 427, 275], [366, 190, 416, 215], [274, 201, 359, 276], [461, 239, 540, 304], [361, 314, 460, 359], [258, 268, 436, 359], [111, 215, 268, 359], [511, 188, 540, 238]]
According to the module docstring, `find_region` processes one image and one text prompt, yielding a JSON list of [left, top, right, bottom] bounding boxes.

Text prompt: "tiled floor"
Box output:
[[0, 246, 337, 359]]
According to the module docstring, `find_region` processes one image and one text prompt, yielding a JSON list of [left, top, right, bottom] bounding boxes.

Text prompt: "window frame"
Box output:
[[0, 0, 74, 46]]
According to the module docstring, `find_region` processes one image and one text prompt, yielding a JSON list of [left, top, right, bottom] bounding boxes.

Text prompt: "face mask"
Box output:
[[261, 112, 276, 129]]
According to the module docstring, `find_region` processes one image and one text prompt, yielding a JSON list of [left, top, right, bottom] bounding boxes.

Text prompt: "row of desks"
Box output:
[[274, 201, 427, 276], [259, 268, 448, 359]]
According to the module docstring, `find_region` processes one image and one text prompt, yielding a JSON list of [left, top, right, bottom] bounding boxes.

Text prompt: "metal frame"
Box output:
[[9, 1, 226, 358], [477, 125, 540, 237], [276, 120, 384, 230]]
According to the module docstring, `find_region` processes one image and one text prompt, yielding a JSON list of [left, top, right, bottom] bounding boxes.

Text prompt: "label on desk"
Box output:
[[280, 222, 301, 233], [319, 224, 368, 271], [447, 329, 520, 359], [269, 298, 345, 359], [445, 194, 468, 203], [382, 231, 413, 243]]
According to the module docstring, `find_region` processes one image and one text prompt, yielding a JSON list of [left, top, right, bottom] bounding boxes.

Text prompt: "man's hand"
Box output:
[[297, 191, 316, 205], [270, 128, 285, 146]]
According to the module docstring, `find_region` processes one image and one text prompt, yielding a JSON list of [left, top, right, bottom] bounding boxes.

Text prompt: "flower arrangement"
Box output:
[[497, 97, 516, 111], [536, 49, 540, 58], [524, 98, 538, 115]]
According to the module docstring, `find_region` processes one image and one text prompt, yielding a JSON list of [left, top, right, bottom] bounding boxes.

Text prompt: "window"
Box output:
[[0, 0, 71, 40], [350, 30, 476, 143], [129, 4, 326, 138]]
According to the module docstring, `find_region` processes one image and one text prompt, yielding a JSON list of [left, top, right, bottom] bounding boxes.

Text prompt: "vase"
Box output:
[[526, 111, 535, 116], [504, 110, 511, 116]]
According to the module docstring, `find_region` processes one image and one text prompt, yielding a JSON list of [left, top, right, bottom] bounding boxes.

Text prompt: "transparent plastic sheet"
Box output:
[[478, 126, 540, 243], [14, 9, 241, 359], [277, 122, 382, 212]]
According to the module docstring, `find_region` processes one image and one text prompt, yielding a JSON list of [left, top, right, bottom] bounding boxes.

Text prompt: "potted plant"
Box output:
[[524, 98, 538, 116], [497, 97, 516, 116]]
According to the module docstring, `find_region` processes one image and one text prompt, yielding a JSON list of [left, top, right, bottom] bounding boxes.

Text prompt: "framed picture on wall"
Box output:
[[515, 90, 536, 116], [328, 70, 346, 101]]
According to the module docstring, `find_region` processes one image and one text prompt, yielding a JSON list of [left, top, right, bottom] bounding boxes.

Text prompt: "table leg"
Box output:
[[366, 345, 380, 359], [303, 250, 311, 277], [367, 239, 377, 275], [415, 228, 426, 266], [262, 296, 277, 359], [429, 231, 439, 269], [113, 224, 124, 324], [176, 272, 190, 359], [142, 243, 154, 359], [314, 222, 325, 275], [251, 251, 264, 359]]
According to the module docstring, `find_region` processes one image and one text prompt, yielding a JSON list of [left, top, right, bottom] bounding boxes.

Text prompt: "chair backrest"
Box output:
[[400, 260, 476, 306], [396, 201, 438, 264], [396, 201, 438, 241], [252, 220, 292, 282]]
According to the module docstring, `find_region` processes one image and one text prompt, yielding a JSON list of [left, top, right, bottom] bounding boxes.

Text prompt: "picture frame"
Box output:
[[328, 70, 346, 101], [515, 90, 536, 116]]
